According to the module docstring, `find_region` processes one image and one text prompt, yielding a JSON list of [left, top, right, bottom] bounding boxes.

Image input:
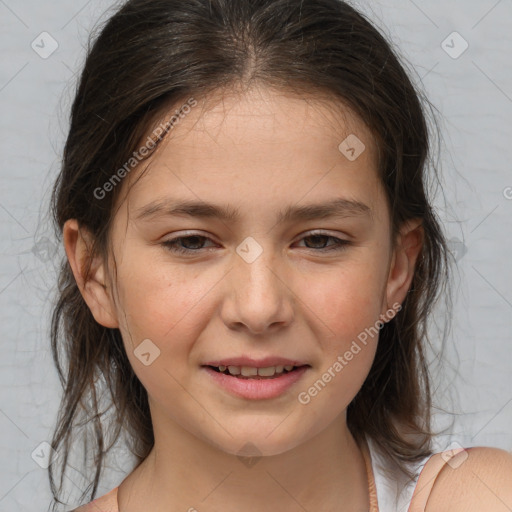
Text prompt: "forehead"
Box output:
[[156, 85, 376, 155], [117, 85, 382, 218]]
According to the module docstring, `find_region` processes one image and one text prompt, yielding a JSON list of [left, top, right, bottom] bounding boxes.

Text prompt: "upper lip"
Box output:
[[202, 356, 310, 368]]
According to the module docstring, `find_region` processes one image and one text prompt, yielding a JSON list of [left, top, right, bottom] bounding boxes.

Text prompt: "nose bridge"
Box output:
[[224, 235, 293, 333], [235, 235, 282, 300]]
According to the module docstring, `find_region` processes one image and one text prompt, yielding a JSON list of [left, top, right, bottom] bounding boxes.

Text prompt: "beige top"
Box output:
[[75, 436, 450, 511]]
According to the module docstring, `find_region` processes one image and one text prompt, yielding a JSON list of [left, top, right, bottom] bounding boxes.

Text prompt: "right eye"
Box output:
[[161, 234, 217, 255]]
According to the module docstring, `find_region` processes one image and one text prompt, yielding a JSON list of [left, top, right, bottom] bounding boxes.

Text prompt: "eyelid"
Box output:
[[294, 228, 350, 240], [161, 229, 352, 256], [162, 229, 349, 243]]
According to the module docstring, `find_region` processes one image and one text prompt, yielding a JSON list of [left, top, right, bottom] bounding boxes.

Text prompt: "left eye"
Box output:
[[161, 232, 350, 255]]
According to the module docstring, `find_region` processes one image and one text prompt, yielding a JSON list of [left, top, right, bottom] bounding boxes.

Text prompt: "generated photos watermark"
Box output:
[[297, 302, 402, 405], [93, 97, 198, 200]]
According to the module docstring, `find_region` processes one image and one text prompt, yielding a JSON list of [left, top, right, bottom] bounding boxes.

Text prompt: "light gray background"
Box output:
[[1, 0, 511, 510]]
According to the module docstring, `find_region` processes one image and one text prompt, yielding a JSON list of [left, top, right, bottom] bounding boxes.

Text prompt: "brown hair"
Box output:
[[48, 0, 451, 508]]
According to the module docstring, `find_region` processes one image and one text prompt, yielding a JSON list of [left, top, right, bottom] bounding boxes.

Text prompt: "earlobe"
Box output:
[[385, 218, 424, 312], [62, 219, 119, 329]]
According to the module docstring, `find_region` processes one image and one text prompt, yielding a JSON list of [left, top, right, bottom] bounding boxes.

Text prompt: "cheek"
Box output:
[[296, 270, 381, 412], [299, 262, 387, 344], [112, 259, 226, 404], [294, 260, 386, 405], [112, 260, 208, 409], [114, 255, 213, 343]]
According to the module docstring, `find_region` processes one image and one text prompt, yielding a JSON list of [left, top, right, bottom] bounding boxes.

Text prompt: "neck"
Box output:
[[118, 410, 369, 511]]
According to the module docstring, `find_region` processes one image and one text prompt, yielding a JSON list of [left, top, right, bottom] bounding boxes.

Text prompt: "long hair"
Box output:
[[48, 0, 451, 508]]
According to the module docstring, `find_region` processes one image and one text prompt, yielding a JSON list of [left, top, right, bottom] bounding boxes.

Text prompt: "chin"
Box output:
[[200, 425, 310, 459]]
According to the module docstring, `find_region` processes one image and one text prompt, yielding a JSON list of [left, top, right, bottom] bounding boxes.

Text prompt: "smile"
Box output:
[[209, 364, 303, 378], [202, 365, 310, 399]]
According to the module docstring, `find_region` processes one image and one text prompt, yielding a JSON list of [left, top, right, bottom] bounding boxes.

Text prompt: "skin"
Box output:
[[422, 448, 512, 511], [64, 84, 424, 512], [408, 448, 512, 511]]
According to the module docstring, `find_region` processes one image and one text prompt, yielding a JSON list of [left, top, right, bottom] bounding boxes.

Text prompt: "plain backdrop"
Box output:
[[0, 0, 511, 510]]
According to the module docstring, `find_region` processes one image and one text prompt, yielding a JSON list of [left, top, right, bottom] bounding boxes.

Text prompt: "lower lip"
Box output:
[[201, 366, 309, 400]]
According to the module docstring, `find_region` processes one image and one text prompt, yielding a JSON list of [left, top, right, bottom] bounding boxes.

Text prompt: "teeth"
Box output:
[[216, 365, 298, 377], [257, 366, 276, 377], [228, 365, 241, 375], [241, 366, 258, 377]]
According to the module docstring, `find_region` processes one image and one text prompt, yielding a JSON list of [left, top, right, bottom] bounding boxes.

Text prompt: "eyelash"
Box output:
[[161, 232, 351, 255]]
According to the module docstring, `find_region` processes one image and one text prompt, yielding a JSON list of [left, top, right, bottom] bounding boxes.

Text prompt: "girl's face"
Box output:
[[72, 85, 421, 457]]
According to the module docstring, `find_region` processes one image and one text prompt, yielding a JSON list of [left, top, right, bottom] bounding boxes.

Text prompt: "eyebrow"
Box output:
[[134, 197, 372, 224]]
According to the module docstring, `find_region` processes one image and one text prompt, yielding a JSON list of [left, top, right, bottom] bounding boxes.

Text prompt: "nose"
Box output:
[[220, 243, 294, 335]]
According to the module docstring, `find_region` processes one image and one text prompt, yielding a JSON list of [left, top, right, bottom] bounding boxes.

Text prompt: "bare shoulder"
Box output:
[[425, 446, 512, 512], [67, 501, 113, 512], [66, 486, 118, 512]]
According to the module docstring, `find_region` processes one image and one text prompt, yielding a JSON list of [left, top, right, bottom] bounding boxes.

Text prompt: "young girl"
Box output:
[[48, 0, 512, 510]]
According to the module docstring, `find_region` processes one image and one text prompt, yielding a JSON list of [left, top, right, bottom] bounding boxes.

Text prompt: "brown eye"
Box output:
[[162, 235, 216, 254], [161, 231, 350, 256], [296, 232, 350, 252]]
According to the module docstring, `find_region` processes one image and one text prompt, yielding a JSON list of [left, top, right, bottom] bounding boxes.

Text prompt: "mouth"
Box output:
[[204, 364, 309, 379]]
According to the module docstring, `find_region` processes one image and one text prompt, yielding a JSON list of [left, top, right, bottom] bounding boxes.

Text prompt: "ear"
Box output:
[[62, 219, 119, 329], [384, 218, 424, 313]]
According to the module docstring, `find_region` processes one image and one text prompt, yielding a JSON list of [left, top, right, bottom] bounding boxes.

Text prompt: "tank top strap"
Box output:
[[359, 435, 380, 512], [359, 435, 441, 512]]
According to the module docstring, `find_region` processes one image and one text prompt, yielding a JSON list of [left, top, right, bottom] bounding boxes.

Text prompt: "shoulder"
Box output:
[[424, 446, 512, 512], [68, 506, 96, 512], [67, 486, 119, 512]]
